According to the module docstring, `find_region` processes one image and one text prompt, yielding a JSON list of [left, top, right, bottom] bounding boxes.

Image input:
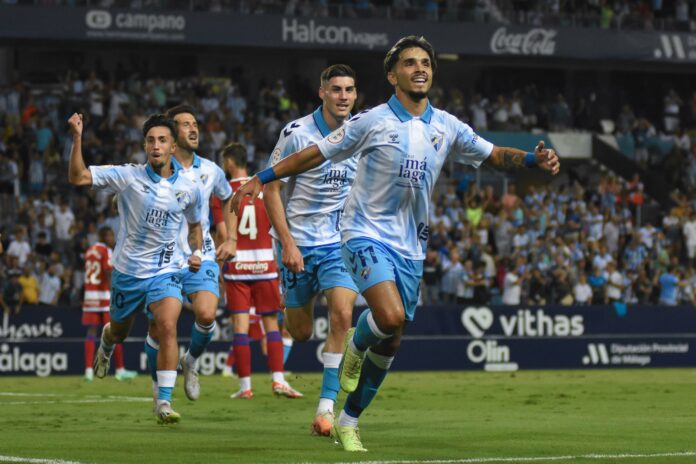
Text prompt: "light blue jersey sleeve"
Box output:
[[315, 109, 377, 164], [449, 116, 494, 167], [212, 165, 233, 200], [90, 165, 135, 194], [183, 185, 203, 225]]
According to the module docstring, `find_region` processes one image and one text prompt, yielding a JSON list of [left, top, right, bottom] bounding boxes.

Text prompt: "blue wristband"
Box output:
[[256, 167, 278, 184], [524, 152, 537, 168]]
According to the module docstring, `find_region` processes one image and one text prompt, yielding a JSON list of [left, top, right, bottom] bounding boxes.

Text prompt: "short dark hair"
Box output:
[[98, 226, 113, 242], [142, 113, 177, 140], [383, 35, 437, 75], [166, 104, 197, 121], [320, 64, 356, 87], [221, 143, 247, 169]]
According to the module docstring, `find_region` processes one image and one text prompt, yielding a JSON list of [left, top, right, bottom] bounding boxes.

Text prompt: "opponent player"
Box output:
[[212, 142, 302, 399], [82, 226, 137, 381], [231, 36, 560, 451], [68, 112, 203, 424], [263, 64, 359, 435], [142, 104, 235, 403]]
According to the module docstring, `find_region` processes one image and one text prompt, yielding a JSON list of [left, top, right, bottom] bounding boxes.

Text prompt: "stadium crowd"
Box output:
[[1, 69, 696, 313], [4, 0, 696, 31]]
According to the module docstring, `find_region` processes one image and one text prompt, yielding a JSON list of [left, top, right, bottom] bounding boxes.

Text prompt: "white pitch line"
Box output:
[[0, 392, 63, 397], [1, 398, 151, 406], [317, 451, 696, 464], [0, 456, 89, 464]]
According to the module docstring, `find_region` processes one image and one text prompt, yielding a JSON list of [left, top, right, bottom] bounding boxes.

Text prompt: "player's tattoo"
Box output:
[[492, 148, 525, 170], [188, 225, 202, 251]]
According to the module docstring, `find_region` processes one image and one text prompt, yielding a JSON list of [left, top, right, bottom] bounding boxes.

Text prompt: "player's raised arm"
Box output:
[[230, 144, 326, 215], [67, 113, 93, 186], [486, 140, 560, 175]]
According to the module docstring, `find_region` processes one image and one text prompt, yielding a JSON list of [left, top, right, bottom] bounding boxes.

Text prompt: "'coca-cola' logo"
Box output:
[[490, 27, 557, 56]]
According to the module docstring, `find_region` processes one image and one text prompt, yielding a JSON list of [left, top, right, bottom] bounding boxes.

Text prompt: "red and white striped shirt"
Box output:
[[82, 242, 113, 312], [212, 177, 278, 281]]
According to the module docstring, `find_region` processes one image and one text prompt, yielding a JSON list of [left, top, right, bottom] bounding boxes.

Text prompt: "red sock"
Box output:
[[233, 334, 251, 378], [84, 337, 95, 369], [226, 346, 236, 368], [113, 344, 125, 369], [266, 331, 284, 374]]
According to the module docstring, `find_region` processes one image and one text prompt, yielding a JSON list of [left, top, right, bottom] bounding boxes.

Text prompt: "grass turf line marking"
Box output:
[[322, 451, 696, 464], [0, 392, 63, 397], [0, 456, 89, 464], [0, 398, 151, 406]]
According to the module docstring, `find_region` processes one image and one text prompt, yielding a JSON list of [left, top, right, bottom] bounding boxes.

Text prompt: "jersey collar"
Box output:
[[313, 106, 352, 137], [192, 152, 202, 168], [146, 159, 179, 184], [387, 94, 433, 124]]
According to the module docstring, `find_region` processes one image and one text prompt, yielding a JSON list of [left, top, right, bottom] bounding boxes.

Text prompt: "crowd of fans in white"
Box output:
[[1, 69, 696, 314]]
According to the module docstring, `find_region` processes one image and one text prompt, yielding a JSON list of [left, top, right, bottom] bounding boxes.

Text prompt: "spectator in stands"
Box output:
[[502, 264, 523, 305], [605, 261, 626, 303], [527, 267, 548, 305], [17, 264, 39, 306], [573, 273, 593, 305], [657, 265, 682, 306], [421, 248, 443, 305], [6, 225, 31, 267], [440, 248, 463, 303], [682, 210, 696, 266], [588, 266, 607, 304], [1, 269, 23, 315], [38, 264, 61, 306]]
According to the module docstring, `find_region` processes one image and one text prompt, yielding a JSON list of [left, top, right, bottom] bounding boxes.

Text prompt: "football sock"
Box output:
[[100, 329, 115, 356], [266, 330, 284, 374], [343, 350, 394, 418], [113, 344, 125, 369], [352, 308, 390, 352], [156, 370, 177, 402], [144, 334, 159, 382], [282, 337, 293, 364], [233, 333, 251, 379], [337, 409, 359, 427], [84, 335, 95, 369], [320, 352, 341, 406], [188, 321, 216, 359]]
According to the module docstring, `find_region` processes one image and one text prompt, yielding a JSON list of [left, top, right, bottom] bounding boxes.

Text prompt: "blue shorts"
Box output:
[[181, 260, 220, 298], [110, 270, 185, 323], [278, 242, 358, 308], [341, 237, 423, 321]]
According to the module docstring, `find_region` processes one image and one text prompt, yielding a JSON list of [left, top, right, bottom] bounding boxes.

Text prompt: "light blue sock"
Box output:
[[156, 370, 177, 402], [320, 352, 342, 402], [158, 385, 173, 402], [344, 350, 393, 418], [352, 308, 390, 351], [144, 335, 159, 382], [282, 338, 293, 364], [188, 321, 216, 359]]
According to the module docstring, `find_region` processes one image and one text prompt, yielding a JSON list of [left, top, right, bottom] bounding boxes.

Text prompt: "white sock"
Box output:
[[272, 371, 285, 383], [322, 352, 342, 369], [239, 376, 251, 391], [338, 410, 359, 427], [85, 368, 94, 376], [156, 370, 177, 388], [115, 367, 125, 375], [317, 398, 335, 415], [223, 366, 233, 374], [184, 351, 196, 366], [282, 337, 293, 348]]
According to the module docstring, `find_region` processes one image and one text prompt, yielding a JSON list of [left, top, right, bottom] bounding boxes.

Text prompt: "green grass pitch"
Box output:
[[0, 369, 694, 464]]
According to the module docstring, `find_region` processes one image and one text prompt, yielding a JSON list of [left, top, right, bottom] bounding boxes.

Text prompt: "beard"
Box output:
[[407, 90, 428, 101]]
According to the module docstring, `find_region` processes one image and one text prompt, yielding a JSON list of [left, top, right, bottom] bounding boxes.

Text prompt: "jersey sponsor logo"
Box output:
[[387, 132, 399, 144], [327, 126, 345, 144], [397, 156, 427, 186], [145, 208, 170, 228], [235, 262, 270, 273], [322, 167, 349, 190], [271, 147, 282, 166]]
